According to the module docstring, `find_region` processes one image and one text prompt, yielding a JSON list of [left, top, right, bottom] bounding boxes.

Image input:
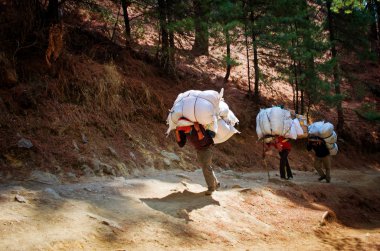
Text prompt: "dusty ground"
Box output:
[[0, 168, 379, 251]]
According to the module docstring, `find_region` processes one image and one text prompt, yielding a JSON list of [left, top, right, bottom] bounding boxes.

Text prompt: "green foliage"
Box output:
[[355, 102, 380, 121], [168, 18, 194, 33], [224, 56, 241, 67], [330, 0, 366, 13]]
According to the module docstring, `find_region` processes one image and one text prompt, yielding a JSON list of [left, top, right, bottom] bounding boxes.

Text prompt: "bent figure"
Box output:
[[176, 118, 219, 195], [307, 137, 331, 183], [265, 136, 293, 180]]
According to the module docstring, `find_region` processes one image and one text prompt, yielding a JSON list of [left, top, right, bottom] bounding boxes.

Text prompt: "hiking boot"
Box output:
[[318, 175, 326, 181]]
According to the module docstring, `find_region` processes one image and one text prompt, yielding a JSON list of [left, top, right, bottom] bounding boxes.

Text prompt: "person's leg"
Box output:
[[314, 157, 326, 180], [284, 150, 293, 179], [197, 147, 218, 192], [323, 155, 331, 182], [279, 151, 286, 179]]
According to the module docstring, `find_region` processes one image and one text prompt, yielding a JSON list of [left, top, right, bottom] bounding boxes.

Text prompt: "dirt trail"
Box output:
[[0, 169, 379, 251]]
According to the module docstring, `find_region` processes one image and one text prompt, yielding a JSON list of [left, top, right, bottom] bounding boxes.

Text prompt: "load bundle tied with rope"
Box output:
[[166, 89, 239, 144], [308, 121, 338, 155], [256, 107, 297, 140]]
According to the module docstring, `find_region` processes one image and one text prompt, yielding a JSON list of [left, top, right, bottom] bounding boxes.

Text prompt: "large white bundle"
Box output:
[[257, 109, 271, 136], [166, 89, 223, 134], [282, 114, 293, 136], [174, 89, 222, 108], [219, 100, 229, 118], [328, 143, 338, 155], [293, 118, 304, 136], [309, 121, 338, 155], [219, 100, 239, 126], [256, 107, 293, 139], [284, 121, 297, 140], [256, 114, 264, 140], [213, 119, 240, 144], [319, 122, 334, 139], [167, 96, 216, 133], [226, 110, 239, 126], [308, 121, 324, 136], [269, 107, 288, 135], [324, 131, 337, 144]]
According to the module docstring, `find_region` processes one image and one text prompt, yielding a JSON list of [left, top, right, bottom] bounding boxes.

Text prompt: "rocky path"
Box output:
[[0, 169, 379, 250]]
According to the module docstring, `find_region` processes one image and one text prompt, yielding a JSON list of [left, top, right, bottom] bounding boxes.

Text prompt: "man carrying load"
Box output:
[[264, 136, 294, 180], [175, 117, 220, 195], [307, 136, 331, 183]]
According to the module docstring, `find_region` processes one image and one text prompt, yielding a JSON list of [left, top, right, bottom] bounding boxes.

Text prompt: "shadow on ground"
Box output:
[[142, 190, 220, 222]]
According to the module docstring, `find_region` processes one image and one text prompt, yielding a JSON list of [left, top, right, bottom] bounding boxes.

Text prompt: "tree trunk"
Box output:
[[47, 0, 59, 23], [167, 0, 175, 66], [121, 0, 132, 49], [224, 29, 231, 82], [302, 0, 316, 113], [158, 0, 171, 72], [374, 0, 380, 59], [326, 0, 344, 133], [192, 0, 209, 56], [250, 11, 260, 101], [244, 22, 251, 94]]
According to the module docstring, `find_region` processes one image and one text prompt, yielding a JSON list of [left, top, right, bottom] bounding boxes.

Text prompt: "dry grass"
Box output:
[[46, 53, 166, 123]]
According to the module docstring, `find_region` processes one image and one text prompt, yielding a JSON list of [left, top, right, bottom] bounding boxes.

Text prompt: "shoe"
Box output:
[[326, 177, 331, 183], [318, 175, 326, 181], [287, 176, 293, 180]]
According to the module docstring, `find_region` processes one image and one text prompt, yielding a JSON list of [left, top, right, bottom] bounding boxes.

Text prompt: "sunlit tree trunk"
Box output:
[[224, 29, 231, 82]]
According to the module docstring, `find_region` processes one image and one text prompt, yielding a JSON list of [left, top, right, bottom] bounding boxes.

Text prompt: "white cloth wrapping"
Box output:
[[213, 119, 240, 144], [308, 121, 325, 136], [308, 121, 338, 155], [166, 89, 223, 134], [319, 122, 334, 139], [328, 143, 338, 155], [219, 100, 239, 126], [324, 131, 337, 144], [293, 118, 304, 136], [256, 107, 294, 140]]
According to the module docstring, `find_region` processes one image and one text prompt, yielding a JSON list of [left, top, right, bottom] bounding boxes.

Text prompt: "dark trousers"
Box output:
[[279, 150, 293, 179]]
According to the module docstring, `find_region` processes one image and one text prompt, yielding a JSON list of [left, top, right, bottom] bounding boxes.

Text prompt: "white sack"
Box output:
[[328, 143, 338, 156], [269, 107, 286, 135], [257, 108, 272, 136], [284, 121, 297, 140], [256, 107, 293, 139], [319, 122, 334, 139], [219, 100, 229, 118], [282, 117, 293, 137], [293, 118, 304, 136], [256, 114, 264, 140], [324, 131, 337, 144], [226, 110, 239, 126], [167, 89, 223, 134], [213, 119, 240, 144], [308, 121, 324, 136]]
